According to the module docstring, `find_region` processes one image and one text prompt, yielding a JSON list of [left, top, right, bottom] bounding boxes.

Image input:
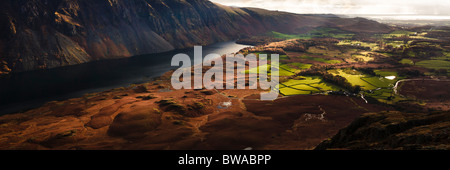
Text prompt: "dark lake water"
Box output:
[[0, 41, 250, 115]]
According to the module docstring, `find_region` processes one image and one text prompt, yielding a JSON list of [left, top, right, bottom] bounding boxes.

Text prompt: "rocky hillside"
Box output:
[[315, 111, 450, 150], [0, 0, 392, 74]]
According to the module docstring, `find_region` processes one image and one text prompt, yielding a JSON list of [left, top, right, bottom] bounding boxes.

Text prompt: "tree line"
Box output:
[[299, 66, 362, 93]]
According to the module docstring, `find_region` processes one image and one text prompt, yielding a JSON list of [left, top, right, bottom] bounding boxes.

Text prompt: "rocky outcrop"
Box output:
[[0, 0, 392, 74], [315, 111, 450, 150]]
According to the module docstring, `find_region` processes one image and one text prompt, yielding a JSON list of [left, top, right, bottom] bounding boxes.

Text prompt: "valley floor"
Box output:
[[1, 27, 450, 150]]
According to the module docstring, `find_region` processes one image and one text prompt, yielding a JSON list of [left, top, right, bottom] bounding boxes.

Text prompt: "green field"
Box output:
[[352, 54, 374, 62], [268, 27, 354, 40], [328, 69, 403, 102], [325, 60, 342, 64], [299, 55, 342, 64], [364, 89, 393, 101], [431, 52, 450, 60], [279, 76, 341, 95], [329, 69, 398, 90], [364, 88, 410, 104], [289, 63, 312, 70], [399, 59, 414, 65], [374, 70, 398, 77], [361, 77, 395, 88], [416, 59, 450, 70], [372, 30, 436, 41], [243, 52, 299, 76], [278, 64, 299, 76], [249, 52, 289, 60], [385, 41, 409, 47], [269, 31, 311, 39], [244, 63, 299, 76], [244, 28, 445, 104], [379, 30, 415, 38], [337, 40, 379, 49], [408, 52, 450, 73], [244, 64, 271, 74]]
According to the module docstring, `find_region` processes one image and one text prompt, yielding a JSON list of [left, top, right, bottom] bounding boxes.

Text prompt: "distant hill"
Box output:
[[0, 0, 392, 74]]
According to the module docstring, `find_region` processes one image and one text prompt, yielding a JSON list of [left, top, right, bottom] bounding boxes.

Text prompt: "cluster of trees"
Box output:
[[433, 69, 448, 76], [385, 35, 410, 44], [406, 45, 443, 58], [281, 38, 340, 52], [425, 30, 450, 40], [300, 66, 362, 93], [351, 33, 377, 43], [380, 42, 443, 59], [241, 46, 287, 55], [236, 36, 284, 46], [397, 69, 423, 78], [322, 72, 362, 93], [283, 42, 307, 52], [356, 67, 376, 76]]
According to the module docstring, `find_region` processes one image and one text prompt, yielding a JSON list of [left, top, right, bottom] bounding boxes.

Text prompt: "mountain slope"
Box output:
[[315, 111, 450, 150], [0, 0, 392, 74]]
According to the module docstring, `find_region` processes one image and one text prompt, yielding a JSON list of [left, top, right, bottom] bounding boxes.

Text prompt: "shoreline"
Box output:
[[0, 41, 251, 115]]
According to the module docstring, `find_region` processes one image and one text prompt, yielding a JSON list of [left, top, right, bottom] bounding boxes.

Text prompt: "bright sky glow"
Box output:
[[210, 0, 450, 15]]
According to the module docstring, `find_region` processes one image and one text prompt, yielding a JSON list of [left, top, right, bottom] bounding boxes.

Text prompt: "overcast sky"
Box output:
[[210, 0, 450, 15]]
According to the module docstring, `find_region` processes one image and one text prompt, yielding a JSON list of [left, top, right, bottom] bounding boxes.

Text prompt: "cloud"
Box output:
[[209, 0, 450, 15]]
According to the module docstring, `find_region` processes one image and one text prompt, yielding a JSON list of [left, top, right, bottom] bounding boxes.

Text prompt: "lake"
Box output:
[[0, 41, 250, 115]]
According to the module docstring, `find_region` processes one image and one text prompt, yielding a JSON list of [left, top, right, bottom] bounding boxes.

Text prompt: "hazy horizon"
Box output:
[[210, 0, 450, 17]]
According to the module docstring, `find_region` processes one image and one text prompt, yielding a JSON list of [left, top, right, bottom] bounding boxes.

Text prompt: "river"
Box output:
[[0, 41, 250, 115]]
